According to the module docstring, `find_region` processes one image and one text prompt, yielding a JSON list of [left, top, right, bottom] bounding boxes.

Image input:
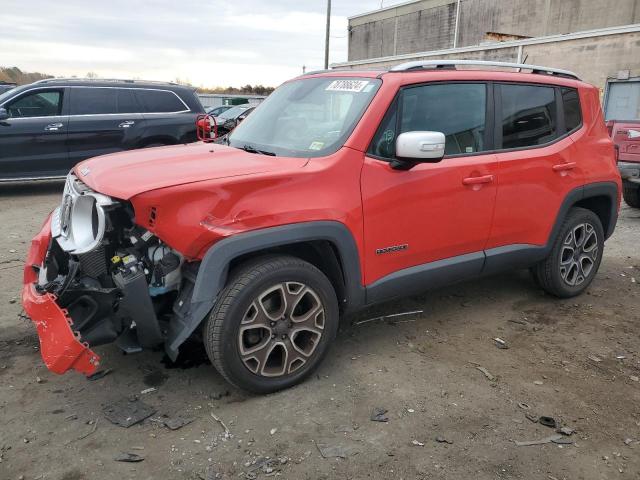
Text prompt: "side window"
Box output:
[[499, 84, 557, 149], [70, 88, 117, 115], [116, 88, 139, 114], [6, 90, 63, 118], [562, 88, 582, 133], [368, 83, 487, 159], [135, 90, 187, 113]]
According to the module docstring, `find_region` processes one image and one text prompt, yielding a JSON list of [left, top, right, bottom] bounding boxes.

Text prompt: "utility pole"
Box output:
[[452, 0, 461, 48], [324, 0, 331, 69]]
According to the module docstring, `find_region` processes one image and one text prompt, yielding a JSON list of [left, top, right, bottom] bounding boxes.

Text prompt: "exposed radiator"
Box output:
[[78, 246, 107, 278]]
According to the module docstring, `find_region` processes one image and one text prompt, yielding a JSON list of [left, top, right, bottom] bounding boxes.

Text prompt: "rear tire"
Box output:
[[531, 207, 604, 298], [203, 255, 339, 394], [623, 181, 640, 208]]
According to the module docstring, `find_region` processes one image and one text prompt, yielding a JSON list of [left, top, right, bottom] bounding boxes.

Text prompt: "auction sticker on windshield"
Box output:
[[325, 80, 369, 92]]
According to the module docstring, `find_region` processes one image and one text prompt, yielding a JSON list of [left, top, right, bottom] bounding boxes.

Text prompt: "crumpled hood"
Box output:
[[74, 143, 307, 200]]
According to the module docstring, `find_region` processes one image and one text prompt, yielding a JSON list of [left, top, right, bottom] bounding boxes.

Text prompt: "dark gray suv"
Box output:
[[0, 79, 205, 181]]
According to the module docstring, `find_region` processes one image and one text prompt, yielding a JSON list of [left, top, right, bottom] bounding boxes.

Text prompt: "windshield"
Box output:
[[228, 77, 381, 157], [0, 86, 21, 105], [218, 105, 249, 119]]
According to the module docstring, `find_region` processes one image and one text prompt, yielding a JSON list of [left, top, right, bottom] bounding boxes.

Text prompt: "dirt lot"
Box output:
[[1, 181, 639, 480]]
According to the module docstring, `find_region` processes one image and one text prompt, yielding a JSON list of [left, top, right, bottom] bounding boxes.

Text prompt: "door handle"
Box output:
[[44, 123, 63, 131], [462, 174, 494, 185], [552, 162, 576, 172], [118, 120, 135, 128]]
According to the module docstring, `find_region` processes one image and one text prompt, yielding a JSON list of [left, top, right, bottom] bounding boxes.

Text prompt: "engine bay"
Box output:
[[37, 199, 183, 352]]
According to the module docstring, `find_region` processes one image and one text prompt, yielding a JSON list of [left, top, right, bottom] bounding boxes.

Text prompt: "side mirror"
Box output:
[[0, 108, 9, 121], [391, 131, 445, 170]]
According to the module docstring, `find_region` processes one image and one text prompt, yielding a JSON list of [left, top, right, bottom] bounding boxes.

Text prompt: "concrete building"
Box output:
[[333, 0, 640, 119]]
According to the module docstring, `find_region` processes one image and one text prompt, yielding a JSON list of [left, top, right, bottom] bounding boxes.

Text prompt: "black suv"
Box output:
[[0, 79, 205, 181], [0, 82, 16, 94]]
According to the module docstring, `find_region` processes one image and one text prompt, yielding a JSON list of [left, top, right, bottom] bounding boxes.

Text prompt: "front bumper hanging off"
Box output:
[[21, 215, 100, 375]]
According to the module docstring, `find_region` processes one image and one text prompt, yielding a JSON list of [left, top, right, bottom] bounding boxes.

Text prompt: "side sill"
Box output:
[[365, 251, 485, 305], [483, 244, 547, 276]]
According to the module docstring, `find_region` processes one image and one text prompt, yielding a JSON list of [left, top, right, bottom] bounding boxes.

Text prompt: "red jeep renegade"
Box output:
[[22, 61, 621, 393]]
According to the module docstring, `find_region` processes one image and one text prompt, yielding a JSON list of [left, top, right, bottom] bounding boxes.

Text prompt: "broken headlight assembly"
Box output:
[[51, 173, 116, 254]]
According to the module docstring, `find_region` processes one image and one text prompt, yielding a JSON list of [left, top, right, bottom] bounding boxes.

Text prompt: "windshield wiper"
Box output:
[[241, 144, 276, 156]]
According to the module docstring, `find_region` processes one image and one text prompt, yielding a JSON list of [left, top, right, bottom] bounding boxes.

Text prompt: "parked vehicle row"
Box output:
[[206, 105, 233, 117], [0, 79, 205, 181], [212, 104, 255, 135], [21, 61, 621, 394]]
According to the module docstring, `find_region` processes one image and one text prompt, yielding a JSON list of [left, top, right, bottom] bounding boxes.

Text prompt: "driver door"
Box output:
[[0, 87, 69, 179], [361, 82, 498, 298]]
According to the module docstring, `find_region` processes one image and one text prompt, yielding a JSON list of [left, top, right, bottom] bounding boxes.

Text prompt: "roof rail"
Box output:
[[298, 69, 335, 77], [33, 77, 179, 86], [389, 60, 579, 80]]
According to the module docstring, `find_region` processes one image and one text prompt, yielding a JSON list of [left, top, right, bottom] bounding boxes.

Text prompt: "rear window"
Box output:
[[562, 88, 582, 133], [499, 84, 558, 149], [116, 88, 139, 114], [70, 87, 142, 115], [135, 89, 187, 113]]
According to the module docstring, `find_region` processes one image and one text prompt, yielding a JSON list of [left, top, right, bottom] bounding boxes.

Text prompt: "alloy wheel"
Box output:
[[238, 282, 325, 377], [559, 222, 598, 287]]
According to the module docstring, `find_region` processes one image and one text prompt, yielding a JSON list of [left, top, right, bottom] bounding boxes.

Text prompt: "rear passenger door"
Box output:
[[67, 87, 145, 163], [486, 83, 585, 256]]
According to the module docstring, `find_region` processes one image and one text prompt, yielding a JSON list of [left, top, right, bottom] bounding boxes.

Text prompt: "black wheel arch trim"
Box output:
[[165, 221, 365, 359], [552, 181, 618, 241]]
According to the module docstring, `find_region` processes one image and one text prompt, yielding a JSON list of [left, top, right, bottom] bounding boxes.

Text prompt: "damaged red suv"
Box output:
[[23, 61, 621, 393]]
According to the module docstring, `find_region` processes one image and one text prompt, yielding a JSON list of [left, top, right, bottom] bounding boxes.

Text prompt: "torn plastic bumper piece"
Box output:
[[21, 215, 100, 375]]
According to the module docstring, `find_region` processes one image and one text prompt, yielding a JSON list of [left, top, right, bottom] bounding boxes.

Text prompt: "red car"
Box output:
[[23, 61, 621, 393], [607, 119, 640, 207]]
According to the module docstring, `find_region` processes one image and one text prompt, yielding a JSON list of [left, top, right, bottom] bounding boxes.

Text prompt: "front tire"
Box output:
[[531, 207, 604, 298], [203, 255, 339, 394], [623, 180, 640, 208]]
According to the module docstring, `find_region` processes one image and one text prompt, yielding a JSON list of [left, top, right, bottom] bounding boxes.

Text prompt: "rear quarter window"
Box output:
[[135, 89, 188, 113], [562, 88, 582, 133]]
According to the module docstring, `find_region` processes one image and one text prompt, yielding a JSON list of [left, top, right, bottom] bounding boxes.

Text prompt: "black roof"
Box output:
[[0, 78, 204, 113], [31, 78, 195, 91]]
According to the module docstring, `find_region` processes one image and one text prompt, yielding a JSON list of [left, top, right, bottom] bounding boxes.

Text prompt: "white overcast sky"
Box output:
[[2, 0, 407, 88]]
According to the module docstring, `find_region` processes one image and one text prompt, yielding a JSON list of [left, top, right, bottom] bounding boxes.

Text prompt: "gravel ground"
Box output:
[[1, 181, 639, 480]]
